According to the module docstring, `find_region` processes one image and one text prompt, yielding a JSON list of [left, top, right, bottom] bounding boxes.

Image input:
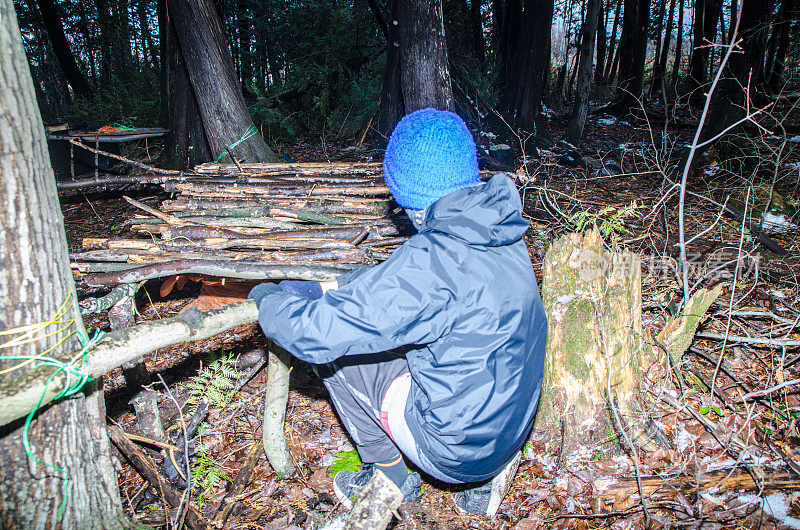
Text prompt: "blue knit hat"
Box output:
[[383, 108, 480, 210]]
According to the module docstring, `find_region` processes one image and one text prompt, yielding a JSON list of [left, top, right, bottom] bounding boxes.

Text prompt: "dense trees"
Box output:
[[12, 0, 800, 169]]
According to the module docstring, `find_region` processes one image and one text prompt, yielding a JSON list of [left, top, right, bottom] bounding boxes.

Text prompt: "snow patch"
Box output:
[[596, 115, 617, 126], [738, 492, 800, 529], [676, 429, 693, 453], [480, 131, 498, 139], [541, 105, 555, 118], [789, 136, 800, 143], [761, 211, 798, 232]]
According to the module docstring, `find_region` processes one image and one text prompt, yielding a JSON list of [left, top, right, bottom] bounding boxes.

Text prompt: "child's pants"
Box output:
[[314, 351, 458, 483]]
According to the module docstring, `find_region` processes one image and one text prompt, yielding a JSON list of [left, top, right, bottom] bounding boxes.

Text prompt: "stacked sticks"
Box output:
[[71, 162, 411, 287]]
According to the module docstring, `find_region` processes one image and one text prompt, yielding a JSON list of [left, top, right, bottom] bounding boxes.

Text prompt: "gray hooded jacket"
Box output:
[[257, 173, 547, 482]]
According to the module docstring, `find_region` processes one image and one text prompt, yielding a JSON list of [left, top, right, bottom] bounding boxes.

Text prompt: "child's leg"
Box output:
[[314, 351, 410, 467]]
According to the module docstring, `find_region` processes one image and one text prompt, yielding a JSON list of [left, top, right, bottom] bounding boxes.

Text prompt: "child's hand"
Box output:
[[248, 282, 281, 307], [279, 280, 323, 299]]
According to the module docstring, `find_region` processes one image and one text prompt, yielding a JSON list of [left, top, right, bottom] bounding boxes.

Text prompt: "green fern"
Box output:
[[190, 451, 232, 505], [327, 450, 362, 477], [572, 200, 642, 251], [183, 351, 243, 414]]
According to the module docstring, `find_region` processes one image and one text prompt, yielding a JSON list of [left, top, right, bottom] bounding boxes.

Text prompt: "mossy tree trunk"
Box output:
[[536, 229, 644, 452]]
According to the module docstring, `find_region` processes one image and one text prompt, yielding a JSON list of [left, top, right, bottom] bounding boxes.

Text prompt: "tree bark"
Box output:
[[375, 0, 404, 142], [262, 345, 296, 478], [700, 0, 776, 143], [595, 0, 607, 83], [535, 230, 644, 451], [612, 0, 651, 112], [159, 0, 212, 169], [671, 0, 685, 86], [651, 0, 677, 98], [0, 1, 128, 525], [766, 0, 796, 90], [167, 0, 280, 163], [0, 301, 261, 427], [603, 0, 623, 81], [343, 470, 402, 530], [34, 0, 95, 98], [397, 0, 455, 112], [469, 0, 486, 63], [687, 0, 723, 103], [502, 0, 554, 134], [566, 0, 600, 144]]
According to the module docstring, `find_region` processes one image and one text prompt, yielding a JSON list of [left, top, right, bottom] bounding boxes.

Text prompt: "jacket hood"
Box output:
[[418, 173, 528, 246]]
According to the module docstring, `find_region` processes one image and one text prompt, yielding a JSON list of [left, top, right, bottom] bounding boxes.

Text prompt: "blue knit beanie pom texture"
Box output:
[[383, 108, 480, 210]]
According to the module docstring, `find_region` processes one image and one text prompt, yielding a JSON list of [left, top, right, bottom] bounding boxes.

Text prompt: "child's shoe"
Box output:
[[333, 465, 421, 509], [455, 451, 522, 517]]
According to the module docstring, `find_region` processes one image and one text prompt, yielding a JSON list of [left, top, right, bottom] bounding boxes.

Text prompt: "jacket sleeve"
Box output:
[[256, 240, 453, 364]]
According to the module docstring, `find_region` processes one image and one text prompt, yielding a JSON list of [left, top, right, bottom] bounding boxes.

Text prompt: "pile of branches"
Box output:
[[69, 162, 413, 287]]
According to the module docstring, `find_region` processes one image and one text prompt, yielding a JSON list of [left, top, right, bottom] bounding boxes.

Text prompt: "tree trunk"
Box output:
[[612, 0, 651, 111], [651, 0, 676, 98], [375, 0, 404, 142], [262, 345, 296, 478], [0, 2, 128, 525], [651, 0, 667, 81], [159, 0, 212, 169], [499, 0, 522, 89], [469, 0, 486, 63], [700, 0, 776, 143], [237, 0, 253, 93], [687, 0, 723, 103], [536, 230, 644, 451], [603, 0, 623, 81], [566, 0, 600, 144], [397, 0, 455, 112], [671, 0, 685, 86], [595, 0, 607, 84], [35, 0, 95, 98], [502, 0, 554, 134], [167, 0, 280, 163], [766, 0, 796, 90]]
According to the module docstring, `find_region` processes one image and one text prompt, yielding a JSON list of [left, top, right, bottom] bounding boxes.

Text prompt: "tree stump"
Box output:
[[536, 229, 644, 452]]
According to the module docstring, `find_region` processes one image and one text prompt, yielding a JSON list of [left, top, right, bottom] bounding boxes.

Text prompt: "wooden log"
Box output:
[[82, 260, 354, 286], [107, 425, 210, 530], [193, 161, 383, 175], [160, 199, 391, 217], [343, 469, 403, 530], [0, 301, 258, 426], [262, 344, 295, 478], [174, 182, 390, 198]]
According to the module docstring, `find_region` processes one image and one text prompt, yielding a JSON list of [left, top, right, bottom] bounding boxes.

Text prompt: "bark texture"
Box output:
[[35, 0, 95, 98], [343, 470, 402, 530], [613, 0, 651, 111], [166, 0, 279, 163], [566, 0, 600, 144], [397, 0, 454, 112], [262, 344, 296, 478], [0, 2, 127, 525], [536, 230, 644, 451], [502, 0, 554, 133]]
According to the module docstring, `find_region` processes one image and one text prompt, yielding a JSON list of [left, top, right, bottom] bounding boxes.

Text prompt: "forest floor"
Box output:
[[62, 104, 800, 529]]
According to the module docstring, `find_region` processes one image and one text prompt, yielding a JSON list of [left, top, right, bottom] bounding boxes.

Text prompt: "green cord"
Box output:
[[0, 328, 104, 519], [214, 124, 259, 162]]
